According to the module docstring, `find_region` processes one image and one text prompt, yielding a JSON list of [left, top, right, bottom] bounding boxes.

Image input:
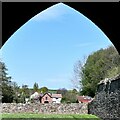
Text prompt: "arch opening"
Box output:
[[1, 3, 120, 103]]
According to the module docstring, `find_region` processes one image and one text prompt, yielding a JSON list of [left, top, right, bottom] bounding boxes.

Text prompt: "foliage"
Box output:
[[21, 85, 30, 98], [39, 86, 48, 93], [11, 81, 21, 103], [0, 60, 29, 103], [57, 88, 67, 96], [73, 45, 120, 97], [72, 88, 78, 94], [61, 90, 77, 103], [1, 61, 14, 103], [33, 82, 39, 92], [57, 88, 78, 103]]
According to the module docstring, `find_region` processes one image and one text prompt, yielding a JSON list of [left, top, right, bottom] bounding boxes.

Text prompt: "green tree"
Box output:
[[40, 87, 48, 93], [16, 85, 30, 103], [57, 88, 77, 103], [61, 89, 77, 103], [11, 81, 20, 103], [21, 85, 30, 98], [57, 88, 67, 96], [72, 88, 78, 94], [33, 82, 39, 92], [0, 61, 14, 103], [73, 45, 120, 97]]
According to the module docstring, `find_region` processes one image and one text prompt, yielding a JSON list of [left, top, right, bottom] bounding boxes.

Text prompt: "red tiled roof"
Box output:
[[77, 96, 92, 103]]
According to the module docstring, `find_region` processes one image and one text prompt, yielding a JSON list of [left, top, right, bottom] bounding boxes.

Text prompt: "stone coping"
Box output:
[[98, 74, 120, 85]]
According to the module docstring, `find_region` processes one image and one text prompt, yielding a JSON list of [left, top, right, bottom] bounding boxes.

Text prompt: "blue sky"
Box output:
[[1, 3, 113, 90]]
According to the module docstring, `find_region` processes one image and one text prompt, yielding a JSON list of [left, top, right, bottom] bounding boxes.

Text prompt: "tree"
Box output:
[[0, 61, 14, 103], [39, 87, 48, 93], [33, 82, 39, 92], [57, 88, 67, 96], [16, 85, 30, 103], [11, 81, 20, 103], [58, 89, 78, 103], [71, 60, 84, 91], [21, 84, 30, 98], [72, 89, 78, 94], [64, 90, 77, 103], [73, 45, 120, 97]]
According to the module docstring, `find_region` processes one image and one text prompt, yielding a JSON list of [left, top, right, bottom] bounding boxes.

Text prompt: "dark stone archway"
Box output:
[[2, 2, 120, 53]]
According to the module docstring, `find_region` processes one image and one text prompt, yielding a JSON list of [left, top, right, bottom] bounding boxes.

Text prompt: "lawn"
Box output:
[[1, 113, 101, 119]]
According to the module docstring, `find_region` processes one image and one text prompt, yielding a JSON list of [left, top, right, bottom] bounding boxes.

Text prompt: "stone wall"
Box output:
[[88, 74, 120, 120], [2, 103, 88, 114]]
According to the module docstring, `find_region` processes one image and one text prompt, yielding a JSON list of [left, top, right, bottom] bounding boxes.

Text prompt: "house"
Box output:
[[40, 93, 62, 103], [77, 95, 93, 103], [30, 92, 39, 100], [52, 94, 62, 103], [40, 93, 52, 103], [30, 92, 62, 103]]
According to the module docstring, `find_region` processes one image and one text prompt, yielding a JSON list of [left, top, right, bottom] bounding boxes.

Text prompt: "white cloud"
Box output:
[[31, 3, 70, 22]]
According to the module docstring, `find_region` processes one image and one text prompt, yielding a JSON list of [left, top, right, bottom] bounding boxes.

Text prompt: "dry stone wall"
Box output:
[[2, 103, 88, 114], [88, 74, 120, 120]]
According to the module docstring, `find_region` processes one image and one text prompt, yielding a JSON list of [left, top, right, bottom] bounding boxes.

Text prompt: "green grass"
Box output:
[[2, 113, 101, 119]]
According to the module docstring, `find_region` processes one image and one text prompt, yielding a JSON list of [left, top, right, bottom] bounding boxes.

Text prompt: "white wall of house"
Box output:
[[30, 92, 39, 100], [25, 98, 30, 103], [52, 98, 62, 103]]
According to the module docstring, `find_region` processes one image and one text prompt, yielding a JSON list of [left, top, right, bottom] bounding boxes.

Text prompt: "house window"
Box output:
[[46, 97, 47, 100]]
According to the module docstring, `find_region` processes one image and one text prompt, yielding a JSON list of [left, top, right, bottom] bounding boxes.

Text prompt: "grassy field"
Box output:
[[1, 113, 101, 119]]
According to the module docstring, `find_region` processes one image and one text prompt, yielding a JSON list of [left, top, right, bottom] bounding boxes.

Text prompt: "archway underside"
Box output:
[[2, 2, 119, 53]]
